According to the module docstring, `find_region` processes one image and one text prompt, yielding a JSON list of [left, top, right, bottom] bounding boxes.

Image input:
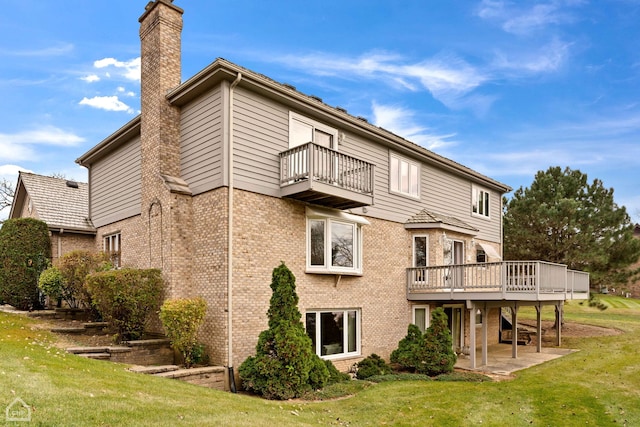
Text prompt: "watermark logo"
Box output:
[[5, 397, 31, 422]]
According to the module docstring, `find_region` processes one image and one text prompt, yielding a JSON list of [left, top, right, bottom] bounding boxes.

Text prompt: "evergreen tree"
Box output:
[[420, 308, 456, 376], [239, 263, 329, 399], [504, 166, 640, 288]]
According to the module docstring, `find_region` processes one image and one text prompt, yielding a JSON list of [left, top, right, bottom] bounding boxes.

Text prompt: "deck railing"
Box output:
[[407, 261, 589, 299], [280, 142, 375, 195]]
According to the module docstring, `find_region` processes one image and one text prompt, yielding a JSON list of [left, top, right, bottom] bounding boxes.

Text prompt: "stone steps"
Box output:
[[130, 365, 226, 390]]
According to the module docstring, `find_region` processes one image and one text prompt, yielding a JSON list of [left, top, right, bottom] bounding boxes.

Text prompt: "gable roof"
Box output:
[[405, 208, 479, 235], [9, 172, 94, 234], [77, 58, 511, 195]]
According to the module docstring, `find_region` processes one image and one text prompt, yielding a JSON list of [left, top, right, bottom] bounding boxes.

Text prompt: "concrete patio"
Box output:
[[455, 343, 577, 376]]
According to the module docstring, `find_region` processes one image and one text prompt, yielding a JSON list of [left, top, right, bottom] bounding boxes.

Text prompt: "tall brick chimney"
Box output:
[[139, 0, 183, 182], [138, 1, 193, 297]]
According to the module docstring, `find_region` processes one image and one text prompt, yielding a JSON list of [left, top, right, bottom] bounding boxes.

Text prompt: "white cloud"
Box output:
[[0, 43, 74, 57], [0, 127, 84, 162], [79, 96, 134, 114], [276, 51, 486, 110], [476, 0, 579, 36], [371, 102, 457, 150], [0, 164, 31, 180], [117, 87, 136, 97], [492, 38, 571, 73], [93, 57, 141, 81], [81, 74, 100, 83]]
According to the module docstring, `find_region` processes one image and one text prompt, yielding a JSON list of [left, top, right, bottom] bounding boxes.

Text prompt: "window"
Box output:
[[306, 309, 360, 358], [103, 233, 121, 268], [413, 235, 428, 282], [289, 112, 338, 149], [306, 207, 367, 274], [390, 153, 420, 198], [476, 247, 487, 263], [472, 186, 490, 218], [413, 306, 430, 333]]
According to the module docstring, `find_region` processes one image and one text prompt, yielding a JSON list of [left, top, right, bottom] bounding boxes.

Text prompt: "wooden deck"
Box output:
[[407, 261, 589, 302]]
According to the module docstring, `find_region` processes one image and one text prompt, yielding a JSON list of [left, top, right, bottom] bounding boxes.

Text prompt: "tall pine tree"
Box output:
[[504, 166, 640, 288], [239, 262, 329, 399]]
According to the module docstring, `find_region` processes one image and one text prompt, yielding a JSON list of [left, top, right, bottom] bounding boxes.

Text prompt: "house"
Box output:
[[75, 0, 589, 388], [9, 172, 95, 263]]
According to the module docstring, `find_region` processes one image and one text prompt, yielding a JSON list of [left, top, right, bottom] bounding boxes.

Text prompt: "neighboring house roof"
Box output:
[[9, 172, 95, 234], [404, 208, 479, 235], [76, 58, 511, 195]]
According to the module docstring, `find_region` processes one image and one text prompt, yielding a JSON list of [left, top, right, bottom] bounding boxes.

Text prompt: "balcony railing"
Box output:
[[280, 142, 375, 209], [407, 261, 589, 301]]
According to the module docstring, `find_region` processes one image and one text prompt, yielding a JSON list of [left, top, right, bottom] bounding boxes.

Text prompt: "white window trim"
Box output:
[[389, 152, 420, 199], [471, 185, 491, 219], [412, 305, 430, 333], [103, 232, 121, 268], [412, 234, 429, 283], [289, 111, 339, 150], [306, 309, 361, 360], [306, 206, 366, 275]]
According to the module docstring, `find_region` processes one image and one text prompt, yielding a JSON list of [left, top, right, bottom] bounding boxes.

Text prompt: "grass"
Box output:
[[1, 294, 640, 426]]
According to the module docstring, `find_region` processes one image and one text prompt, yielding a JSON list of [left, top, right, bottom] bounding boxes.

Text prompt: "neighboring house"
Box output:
[[9, 172, 95, 263], [75, 0, 589, 387]]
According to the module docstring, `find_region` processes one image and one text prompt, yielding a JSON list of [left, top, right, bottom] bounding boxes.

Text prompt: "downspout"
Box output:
[[227, 72, 242, 393]]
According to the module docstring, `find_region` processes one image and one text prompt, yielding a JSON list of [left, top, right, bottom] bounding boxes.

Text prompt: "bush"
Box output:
[[390, 323, 424, 371], [355, 354, 392, 380], [421, 307, 457, 376], [239, 263, 329, 400], [391, 308, 457, 376], [38, 266, 64, 304], [56, 251, 111, 309], [0, 218, 51, 310], [324, 359, 351, 384], [85, 268, 163, 342], [38, 251, 111, 310], [160, 297, 207, 368]]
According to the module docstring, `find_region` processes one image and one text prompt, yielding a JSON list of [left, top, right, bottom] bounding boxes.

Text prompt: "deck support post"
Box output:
[[481, 304, 488, 366], [536, 304, 542, 353], [555, 303, 563, 346], [469, 303, 476, 369], [511, 303, 518, 359]]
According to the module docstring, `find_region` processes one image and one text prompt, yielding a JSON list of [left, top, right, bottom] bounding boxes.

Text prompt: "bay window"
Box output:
[[306, 206, 367, 274]]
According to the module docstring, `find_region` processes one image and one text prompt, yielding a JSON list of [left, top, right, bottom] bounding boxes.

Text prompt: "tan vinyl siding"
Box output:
[[343, 133, 502, 242], [226, 86, 502, 242], [232, 87, 288, 196], [180, 86, 224, 194], [90, 136, 141, 227]]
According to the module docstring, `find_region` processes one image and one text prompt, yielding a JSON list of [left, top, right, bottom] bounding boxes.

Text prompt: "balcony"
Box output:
[[407, 261, 589, 302], [280, 142, 375, 209]]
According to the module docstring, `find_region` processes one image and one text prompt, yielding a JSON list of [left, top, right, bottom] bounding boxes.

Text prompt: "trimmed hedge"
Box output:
[[0, 218, 51, 310], [160, 297, 207, 368], [85, 268, 163, 342]]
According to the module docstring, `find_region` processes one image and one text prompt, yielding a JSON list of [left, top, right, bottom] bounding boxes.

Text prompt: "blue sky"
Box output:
[[1, 0, 639, 221]]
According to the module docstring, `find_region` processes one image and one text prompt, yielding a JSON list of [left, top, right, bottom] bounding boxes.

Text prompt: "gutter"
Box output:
[[227, 72, 242, 393]]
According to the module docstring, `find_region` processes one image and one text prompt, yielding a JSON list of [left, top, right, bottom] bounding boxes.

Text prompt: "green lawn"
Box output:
[[1, 295, 640, 426]]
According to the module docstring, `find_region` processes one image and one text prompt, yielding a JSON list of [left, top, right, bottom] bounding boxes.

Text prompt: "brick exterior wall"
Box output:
[[229, 189, 413, 370], [50, 233, 95, 264]]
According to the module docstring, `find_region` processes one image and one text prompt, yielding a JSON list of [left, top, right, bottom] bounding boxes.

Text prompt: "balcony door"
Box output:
[[289, 112, 339, 183], [444, 238, 464, 289], [444, 305, 464, 353]]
